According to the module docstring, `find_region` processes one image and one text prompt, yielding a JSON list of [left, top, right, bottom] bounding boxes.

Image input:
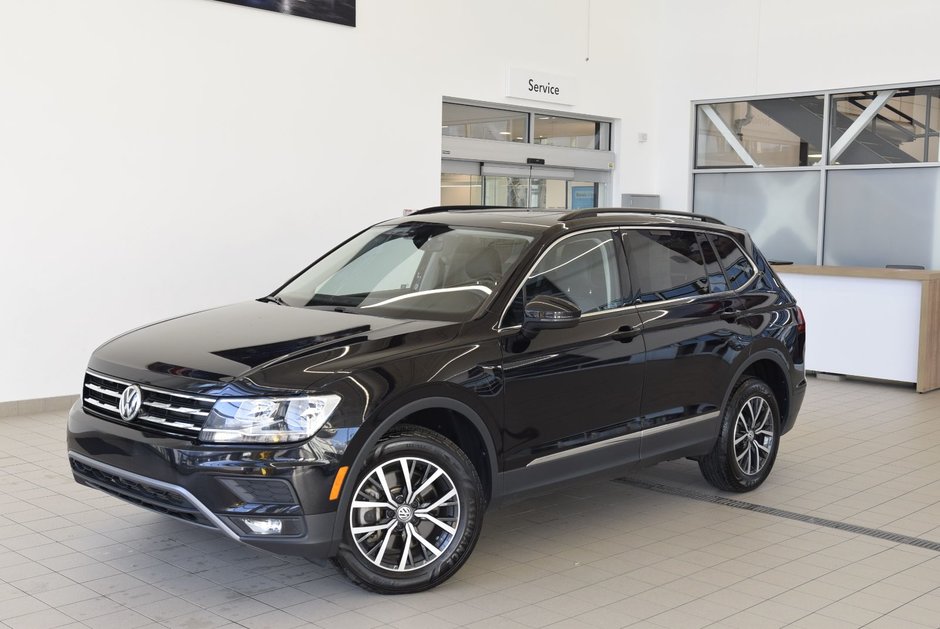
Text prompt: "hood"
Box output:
[[89, 300, 457, 395]]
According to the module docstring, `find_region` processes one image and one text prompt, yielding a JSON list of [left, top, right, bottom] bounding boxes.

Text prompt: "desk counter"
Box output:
[[773, 265, 940, 392]]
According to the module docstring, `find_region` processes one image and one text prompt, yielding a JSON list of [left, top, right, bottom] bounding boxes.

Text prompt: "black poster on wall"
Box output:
[[214, 0, 356, 27]]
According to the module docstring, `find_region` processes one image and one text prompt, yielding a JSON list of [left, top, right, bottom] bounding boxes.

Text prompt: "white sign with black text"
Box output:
[[507, 68, 577, 106]]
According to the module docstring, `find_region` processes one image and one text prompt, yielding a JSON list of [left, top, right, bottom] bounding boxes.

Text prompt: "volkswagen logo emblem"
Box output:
[[395, 505, 414, 523], [118, 385, 142, 421]]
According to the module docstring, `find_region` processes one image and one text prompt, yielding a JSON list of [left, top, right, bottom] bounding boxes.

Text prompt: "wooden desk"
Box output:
[[773, 265, 940, 393]]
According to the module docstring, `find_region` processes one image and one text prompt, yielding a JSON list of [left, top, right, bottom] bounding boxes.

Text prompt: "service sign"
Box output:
[[507, 68, 577, 106]]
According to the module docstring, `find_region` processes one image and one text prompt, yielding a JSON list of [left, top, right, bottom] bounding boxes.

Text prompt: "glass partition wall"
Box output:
[[692, 83, 940, 268]]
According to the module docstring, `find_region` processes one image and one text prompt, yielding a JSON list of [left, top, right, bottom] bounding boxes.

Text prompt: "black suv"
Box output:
[[68, 207, 806, 593]]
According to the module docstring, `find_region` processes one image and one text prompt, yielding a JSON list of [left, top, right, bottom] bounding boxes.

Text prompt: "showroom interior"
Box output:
[[2, 0, 940, 627]]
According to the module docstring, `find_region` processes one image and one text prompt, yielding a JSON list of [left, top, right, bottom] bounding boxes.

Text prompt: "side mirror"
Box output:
[[521, 295, 581, 339]]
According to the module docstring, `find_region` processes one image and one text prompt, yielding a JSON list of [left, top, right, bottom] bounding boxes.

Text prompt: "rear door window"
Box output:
[[625, 230, 709, 303]]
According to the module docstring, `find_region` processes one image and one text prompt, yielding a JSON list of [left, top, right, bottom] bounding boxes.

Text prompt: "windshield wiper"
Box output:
[[258, 295, 289, 306]]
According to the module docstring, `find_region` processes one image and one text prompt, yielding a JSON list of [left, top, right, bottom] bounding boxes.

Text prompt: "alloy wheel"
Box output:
[[349, 456, 460, 572], [732, 396, 775, 475]]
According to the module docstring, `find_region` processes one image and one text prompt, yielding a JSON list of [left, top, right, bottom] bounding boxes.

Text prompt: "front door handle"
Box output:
[[611, 325, 640, 342], [720, 308, 741, 322]]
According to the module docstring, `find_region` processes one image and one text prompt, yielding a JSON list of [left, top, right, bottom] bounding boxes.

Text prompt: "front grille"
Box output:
[[83, 371, 216, 435], [69, 457, 214, 527]]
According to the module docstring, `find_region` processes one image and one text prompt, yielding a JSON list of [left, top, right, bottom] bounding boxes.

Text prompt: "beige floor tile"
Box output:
[[1, 378, 940, 628]]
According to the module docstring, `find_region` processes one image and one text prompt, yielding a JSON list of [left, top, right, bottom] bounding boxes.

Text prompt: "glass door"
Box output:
[[483, 175, 530, 207], [442, 161, 608, 209], [481, 176, 605, 209], [440, 173, 482, 205]]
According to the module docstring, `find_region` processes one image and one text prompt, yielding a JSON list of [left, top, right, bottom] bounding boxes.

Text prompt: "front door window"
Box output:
[[503, 231, 625, 327]]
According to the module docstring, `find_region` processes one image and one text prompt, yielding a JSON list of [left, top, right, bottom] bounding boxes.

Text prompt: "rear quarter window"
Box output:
[[699, 232, 729, 293], [707, 233, 755, 290]]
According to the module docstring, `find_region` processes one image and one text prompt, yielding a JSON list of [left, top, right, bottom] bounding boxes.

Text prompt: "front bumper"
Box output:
[[67, 402, 341, 557]]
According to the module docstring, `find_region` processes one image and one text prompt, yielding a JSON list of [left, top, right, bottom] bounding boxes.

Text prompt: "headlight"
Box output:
[[199, 395, 341, 444]]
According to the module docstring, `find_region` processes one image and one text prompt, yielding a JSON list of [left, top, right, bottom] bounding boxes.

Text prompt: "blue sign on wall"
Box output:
[[571, 185, 595, 209]]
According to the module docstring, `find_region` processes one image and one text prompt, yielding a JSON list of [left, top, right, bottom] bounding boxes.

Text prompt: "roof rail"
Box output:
[[407, 204, 508, 216], [560, 207, 725, 225]]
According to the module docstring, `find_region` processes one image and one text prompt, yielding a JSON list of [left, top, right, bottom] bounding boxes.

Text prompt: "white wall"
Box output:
[[0, 0, 653, 402], [5, 0, 940, 402]]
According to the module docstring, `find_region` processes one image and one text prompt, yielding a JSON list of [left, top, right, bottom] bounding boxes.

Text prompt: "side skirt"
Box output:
[[497, 412, 720, 499]]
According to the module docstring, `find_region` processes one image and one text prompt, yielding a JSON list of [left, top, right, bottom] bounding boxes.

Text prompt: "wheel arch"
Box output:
[[327, 396, 499, 555], [727, 349, 793, 431]]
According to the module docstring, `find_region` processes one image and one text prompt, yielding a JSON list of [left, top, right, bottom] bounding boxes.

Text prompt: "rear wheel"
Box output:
[[333, 425, 483, 593], [699, 378, 780, 492]]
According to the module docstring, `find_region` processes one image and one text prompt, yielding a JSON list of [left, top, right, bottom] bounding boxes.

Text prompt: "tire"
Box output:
[[332, 425, 483, 594], [699, 377, 780, 492]]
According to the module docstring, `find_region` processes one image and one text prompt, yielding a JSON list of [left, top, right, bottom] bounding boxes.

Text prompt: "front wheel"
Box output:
[[332, 425, 483, 594], [699, 377, 780, 492]]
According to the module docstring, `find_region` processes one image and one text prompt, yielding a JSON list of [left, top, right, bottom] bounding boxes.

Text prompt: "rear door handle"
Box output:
[[611, 325, 640, 342], [720, 308, 741, 322]]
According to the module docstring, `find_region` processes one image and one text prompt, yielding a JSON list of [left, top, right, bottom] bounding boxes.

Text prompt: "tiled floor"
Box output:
[[2, 376, 939, 628]]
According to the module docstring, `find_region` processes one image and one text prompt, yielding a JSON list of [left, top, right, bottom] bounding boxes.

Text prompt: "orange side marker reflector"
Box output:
[[329, 466, 349, 501]]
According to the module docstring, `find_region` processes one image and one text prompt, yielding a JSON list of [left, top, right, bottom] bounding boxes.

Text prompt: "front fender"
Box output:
[[325, 390, 500, 556]]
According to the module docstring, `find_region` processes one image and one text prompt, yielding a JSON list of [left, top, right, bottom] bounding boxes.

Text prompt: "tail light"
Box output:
[[795, 306, 806, 333]]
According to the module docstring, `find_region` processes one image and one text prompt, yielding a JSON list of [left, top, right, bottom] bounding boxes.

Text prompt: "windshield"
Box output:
[[275, 222, 535, 321]]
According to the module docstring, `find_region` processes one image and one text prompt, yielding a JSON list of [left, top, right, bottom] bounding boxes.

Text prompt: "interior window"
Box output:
[[708, 233, 756, 290], [626, 230, 709, 303], [504, 231, 624, 326]]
